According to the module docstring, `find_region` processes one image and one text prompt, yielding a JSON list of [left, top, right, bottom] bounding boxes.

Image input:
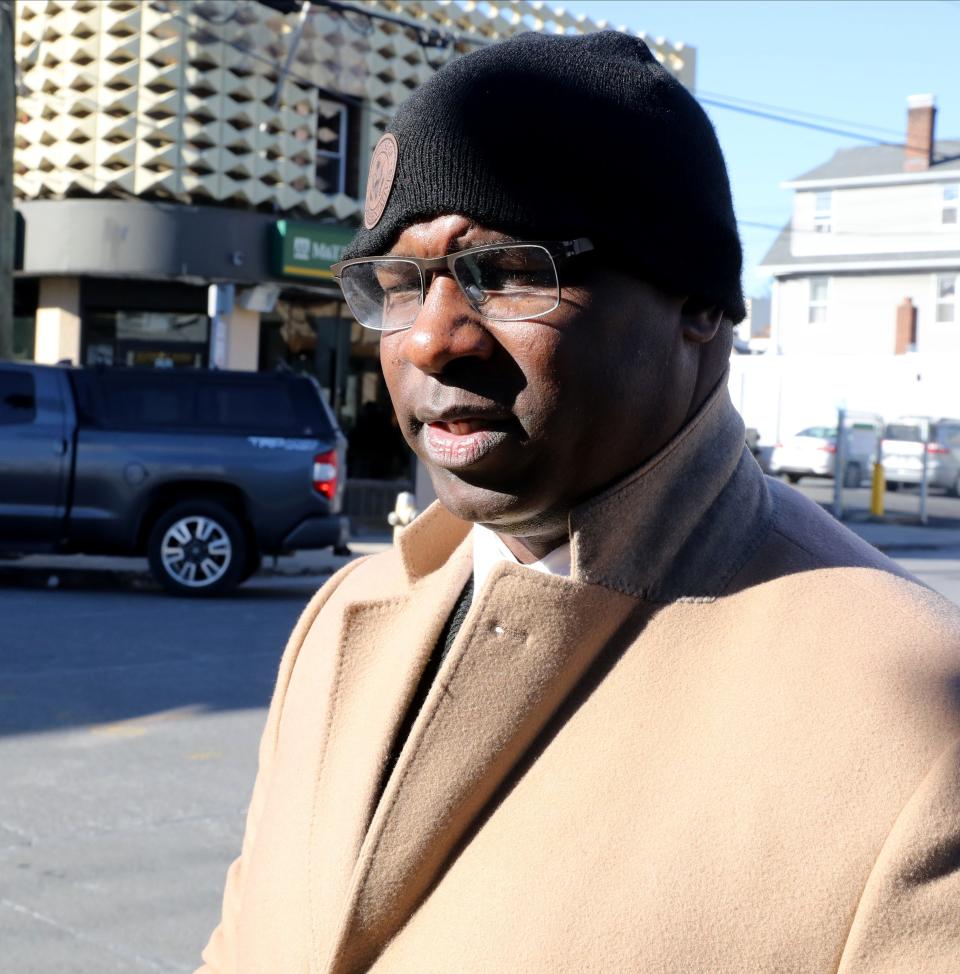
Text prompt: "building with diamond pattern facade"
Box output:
[[12, 0, 693, 458]]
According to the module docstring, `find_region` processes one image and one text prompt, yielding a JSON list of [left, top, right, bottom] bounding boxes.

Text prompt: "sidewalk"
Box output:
[[0, 533, 394, 591], [843, 519, 960, 553], [4, 521, 960, 586]]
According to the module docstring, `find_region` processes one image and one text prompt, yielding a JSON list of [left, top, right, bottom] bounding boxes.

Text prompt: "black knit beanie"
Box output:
[[344, 30, 746, 323]]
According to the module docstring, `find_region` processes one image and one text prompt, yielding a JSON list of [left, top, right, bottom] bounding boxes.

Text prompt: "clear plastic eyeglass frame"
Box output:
[[331, 237, 594, 332]]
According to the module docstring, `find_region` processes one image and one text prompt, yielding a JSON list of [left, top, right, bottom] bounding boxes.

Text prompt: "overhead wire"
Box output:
[[738, 218, 960, 239], [695, 90, 904, 139], [165, 0, 944, 154], [698, 96, 946, 157], [18, 0, 956, 227]]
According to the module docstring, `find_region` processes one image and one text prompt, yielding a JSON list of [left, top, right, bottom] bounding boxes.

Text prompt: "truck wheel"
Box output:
[[787, 473, 801, 484], [147, 501, 247, 596], [843, 462, 862, 488]]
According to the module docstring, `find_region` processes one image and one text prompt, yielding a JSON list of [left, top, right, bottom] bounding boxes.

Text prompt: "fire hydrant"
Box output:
[[388, 491, 419, 543]]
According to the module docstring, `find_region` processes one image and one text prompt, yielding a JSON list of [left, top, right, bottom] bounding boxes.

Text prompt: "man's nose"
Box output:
[[399, 275, 496, 375]]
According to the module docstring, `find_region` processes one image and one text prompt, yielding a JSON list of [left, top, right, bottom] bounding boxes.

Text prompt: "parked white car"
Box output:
[[881, 417, 960, 496], [770, 423, 879, 487]]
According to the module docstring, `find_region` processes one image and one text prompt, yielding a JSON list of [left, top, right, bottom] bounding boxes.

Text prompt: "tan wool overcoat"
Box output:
[[199, 384, 960, 974]]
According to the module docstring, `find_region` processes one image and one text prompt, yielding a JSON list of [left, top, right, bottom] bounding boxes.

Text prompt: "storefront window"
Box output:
[[12, 316, 35, 361], [12, 278, 38, 361], [83, 310, 209, 368]]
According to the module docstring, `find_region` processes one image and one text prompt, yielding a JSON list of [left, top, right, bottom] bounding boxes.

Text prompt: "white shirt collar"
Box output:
[[471, 522, 571, 600]]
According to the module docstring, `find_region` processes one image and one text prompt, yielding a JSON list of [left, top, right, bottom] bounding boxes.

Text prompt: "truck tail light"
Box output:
[[818, 444, 837, 453], [312, 450, 338, 499], [927, 444, 950, 455]]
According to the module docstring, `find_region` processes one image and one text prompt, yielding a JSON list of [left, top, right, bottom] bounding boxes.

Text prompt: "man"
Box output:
[[199, 32, 960, 973]]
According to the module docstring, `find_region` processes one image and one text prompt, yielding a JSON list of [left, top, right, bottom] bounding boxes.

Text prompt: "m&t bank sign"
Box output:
[[273, 221, 354, 280]]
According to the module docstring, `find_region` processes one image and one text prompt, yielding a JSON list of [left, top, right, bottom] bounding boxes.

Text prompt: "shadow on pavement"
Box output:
[[0, 564, 340, 739], [0, 536, 391, 738]]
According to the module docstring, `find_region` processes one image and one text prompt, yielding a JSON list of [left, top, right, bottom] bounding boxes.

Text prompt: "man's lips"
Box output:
[[430, 418, 495, 435], [415, 410, 517, 470]]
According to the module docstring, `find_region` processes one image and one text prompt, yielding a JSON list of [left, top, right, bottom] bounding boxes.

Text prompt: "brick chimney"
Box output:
[[894, 297, 917, 354], [904, 94, 936, 172]]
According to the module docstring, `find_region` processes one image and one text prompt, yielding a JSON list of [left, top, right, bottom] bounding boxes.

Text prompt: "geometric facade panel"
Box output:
[[14, 0, 695, 219]]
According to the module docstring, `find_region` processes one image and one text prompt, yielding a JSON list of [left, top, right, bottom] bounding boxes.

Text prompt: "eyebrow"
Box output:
[[387, 223, 519, 258]]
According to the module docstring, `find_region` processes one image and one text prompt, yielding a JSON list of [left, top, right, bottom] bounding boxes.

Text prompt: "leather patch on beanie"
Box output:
[[364, 133, 399, 230]]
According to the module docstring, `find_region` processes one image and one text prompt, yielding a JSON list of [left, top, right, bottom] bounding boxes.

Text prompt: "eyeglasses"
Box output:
[[331, 238, 594, 332]]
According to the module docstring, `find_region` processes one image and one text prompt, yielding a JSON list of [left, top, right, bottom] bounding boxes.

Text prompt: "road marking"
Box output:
[[87, 705, 206, 738], [91, 723, 147, 738]]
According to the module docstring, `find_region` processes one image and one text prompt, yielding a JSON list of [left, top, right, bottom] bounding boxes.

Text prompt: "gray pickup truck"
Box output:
[[0, 362, 349, 595]]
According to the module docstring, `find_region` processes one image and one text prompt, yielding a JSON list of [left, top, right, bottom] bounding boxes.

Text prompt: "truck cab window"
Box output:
[[0, 371, 37, 424]]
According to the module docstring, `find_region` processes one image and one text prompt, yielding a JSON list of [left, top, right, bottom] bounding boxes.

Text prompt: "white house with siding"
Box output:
[[728, 96, 959, 446], [760, 95, 960, 359]]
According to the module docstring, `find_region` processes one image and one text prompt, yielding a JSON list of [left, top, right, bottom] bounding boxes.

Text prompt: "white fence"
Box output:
[[728, 353, 959, 445]]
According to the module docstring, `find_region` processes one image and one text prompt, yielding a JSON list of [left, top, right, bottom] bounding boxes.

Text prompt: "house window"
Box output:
[[813, 191, 832, 233], [943, 184, 958, 225], [315, 99, 361, 199], [936, 273, 956, 322], [808, 276, 828, 323]]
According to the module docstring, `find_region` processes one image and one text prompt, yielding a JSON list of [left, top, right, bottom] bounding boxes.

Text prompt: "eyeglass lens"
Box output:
[[339, 245, 560, 331]]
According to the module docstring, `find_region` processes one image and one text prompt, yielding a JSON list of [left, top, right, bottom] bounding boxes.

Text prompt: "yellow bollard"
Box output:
[[870, 462, 885, 518]]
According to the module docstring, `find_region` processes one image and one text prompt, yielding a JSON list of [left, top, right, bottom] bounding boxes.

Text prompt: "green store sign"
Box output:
[[273, 221, 354, 280]]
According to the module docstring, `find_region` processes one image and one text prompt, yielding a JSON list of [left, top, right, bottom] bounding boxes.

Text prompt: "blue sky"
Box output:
[[570, 1, 960, 295]]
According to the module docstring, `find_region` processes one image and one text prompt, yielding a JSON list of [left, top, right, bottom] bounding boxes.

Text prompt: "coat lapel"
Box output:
[[324, 562, 642, 974], [307, 523, 473, 969], [317, 380, 762, 971]]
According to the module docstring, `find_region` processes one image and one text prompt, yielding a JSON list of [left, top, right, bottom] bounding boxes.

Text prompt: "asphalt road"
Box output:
[[789, 475, 960, 528], [0, 570, 324, 972], [2, 489, 960, 972]]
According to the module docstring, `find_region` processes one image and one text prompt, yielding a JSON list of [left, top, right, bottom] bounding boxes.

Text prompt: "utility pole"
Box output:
[[0, 0, 15, 360]]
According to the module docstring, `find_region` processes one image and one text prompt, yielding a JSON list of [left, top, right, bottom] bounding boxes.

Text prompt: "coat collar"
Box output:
[[320, 379, 772, 972], [397, 377, 772, 603]]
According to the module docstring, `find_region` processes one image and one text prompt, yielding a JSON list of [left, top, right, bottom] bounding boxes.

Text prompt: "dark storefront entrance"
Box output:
[[81, 280, 210, 369]]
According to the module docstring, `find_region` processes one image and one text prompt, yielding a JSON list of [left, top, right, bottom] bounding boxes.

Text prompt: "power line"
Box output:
[[152, 1, 386, 119], [696, 89, 903, 139], [738, 218, 960, 240], [699, 96, 940, 156], [171, 1, 940, 156], [20, 0, 949, 193]]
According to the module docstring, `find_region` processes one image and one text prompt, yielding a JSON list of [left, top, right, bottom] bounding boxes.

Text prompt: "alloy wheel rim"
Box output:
[[160, 516, 232, 588]]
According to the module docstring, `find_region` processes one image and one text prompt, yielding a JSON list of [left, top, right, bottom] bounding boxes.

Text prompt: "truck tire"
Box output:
[[147, 501, 247, 596]]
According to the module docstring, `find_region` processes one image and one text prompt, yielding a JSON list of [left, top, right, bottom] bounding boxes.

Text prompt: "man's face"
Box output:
[[380, 215, 707, 547]]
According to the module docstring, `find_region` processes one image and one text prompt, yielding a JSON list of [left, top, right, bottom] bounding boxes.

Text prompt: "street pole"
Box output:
[[207, 283, 235, 370], [919, 422, 930, 526], [832, 405, 846, 521], [0, 0, 15, 360]]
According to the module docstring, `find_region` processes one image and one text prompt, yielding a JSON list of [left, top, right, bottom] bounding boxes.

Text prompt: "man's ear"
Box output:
[[680, 298, 724, 344]]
